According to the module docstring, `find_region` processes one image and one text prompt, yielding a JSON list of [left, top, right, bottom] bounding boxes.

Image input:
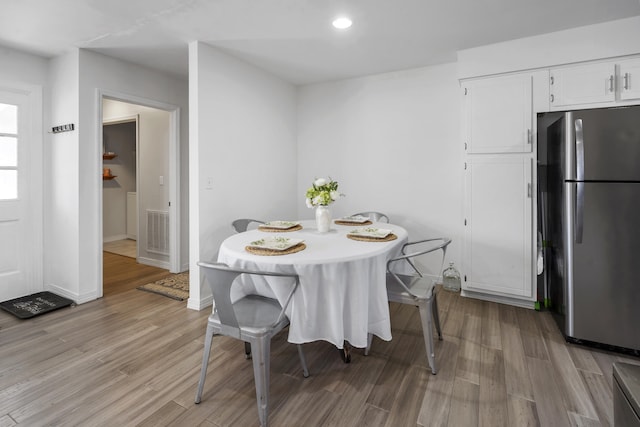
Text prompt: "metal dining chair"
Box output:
[[231, 218, 265, 233], [352, 211, 390, 223], [195, 262, 309, 426], [231, 218, 267, 358], [365, 237, 451, 374]]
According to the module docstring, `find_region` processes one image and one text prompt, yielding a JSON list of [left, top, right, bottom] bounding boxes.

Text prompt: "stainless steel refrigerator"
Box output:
[[541, 106, 640, 354]]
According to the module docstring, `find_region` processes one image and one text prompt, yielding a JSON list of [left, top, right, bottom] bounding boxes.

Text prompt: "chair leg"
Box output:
[[251, 338, 270, 427], [245, 341, 252, 359], [195, 323, 215, 404], [418, 301, 438, 375], [297, 344, 310, 378], [364, 332, 373, 356], [432, 293, 443, 341]]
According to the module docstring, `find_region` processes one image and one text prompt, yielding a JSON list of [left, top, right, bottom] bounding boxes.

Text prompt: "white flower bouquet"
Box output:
[[305, 177, 344, 207]]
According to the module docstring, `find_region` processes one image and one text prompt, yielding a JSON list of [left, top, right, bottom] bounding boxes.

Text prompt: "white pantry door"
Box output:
[[0, 90, 32, 301]]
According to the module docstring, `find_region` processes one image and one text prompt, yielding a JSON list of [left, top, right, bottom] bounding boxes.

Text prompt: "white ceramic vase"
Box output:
[[315, 205, 331, 233]]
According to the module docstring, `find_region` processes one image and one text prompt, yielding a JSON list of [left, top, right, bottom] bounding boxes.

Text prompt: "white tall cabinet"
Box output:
[[461, 71, 546, 306]]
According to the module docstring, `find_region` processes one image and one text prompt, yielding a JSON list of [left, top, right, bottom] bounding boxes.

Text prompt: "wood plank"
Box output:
[[545, 332, 598, 419], [456, 313, 481, 385], [478, 346, 508, 427], [481, 301, 502, 350], [507, 394, 540, 427], [579, 371, 613, 427], [447, 378, 479, 427], [516, 308, 549, 360], [501, 320, 534, 401], [134, 400, 187, 427], [568, 412, 603, 427], [384, 364, 430, 427], [417, 338, 460, 426], [527, 356, 571, 426]]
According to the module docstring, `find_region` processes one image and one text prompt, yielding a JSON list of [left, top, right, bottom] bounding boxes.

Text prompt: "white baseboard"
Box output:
[[187, 295, 213, 311], [103, 234, 129, 243], [138, 256, 170, 270], [45, 283, 97, 305], [460, 289, 536, 309]]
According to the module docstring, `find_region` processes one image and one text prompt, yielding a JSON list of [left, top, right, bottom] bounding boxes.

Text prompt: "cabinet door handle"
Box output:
[[527, 183, 532, 198], [624, 72, 630, 91], [609, 75, 614, 92]]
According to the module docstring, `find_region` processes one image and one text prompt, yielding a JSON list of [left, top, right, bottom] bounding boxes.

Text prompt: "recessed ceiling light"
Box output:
[[332, 17, 352, 30]]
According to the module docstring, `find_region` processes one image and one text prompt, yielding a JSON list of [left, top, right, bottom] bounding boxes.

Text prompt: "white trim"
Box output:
[[460, 288, 536, 309], [103, 234, 129, 243], [137, 256, 170, 270], [187, 295, 213, 311]]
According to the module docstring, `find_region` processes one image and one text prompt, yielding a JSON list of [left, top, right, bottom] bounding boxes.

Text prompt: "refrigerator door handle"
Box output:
[[575, 119, 585, 182], [575, 182, 584, 243]]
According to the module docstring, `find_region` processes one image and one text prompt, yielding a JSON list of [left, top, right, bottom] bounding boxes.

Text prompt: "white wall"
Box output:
[[296, 64, 463, 276], [458, 16, 640, 79], [188, 41, 298, 309], [47, 50, 81, 299], [42, 48, 189, 303]]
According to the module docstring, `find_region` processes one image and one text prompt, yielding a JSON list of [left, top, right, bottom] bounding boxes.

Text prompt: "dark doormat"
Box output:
[[0, 291, 74, 319]]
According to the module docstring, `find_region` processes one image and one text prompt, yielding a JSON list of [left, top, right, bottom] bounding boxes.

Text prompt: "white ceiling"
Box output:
[[2, 0, 640, 85]]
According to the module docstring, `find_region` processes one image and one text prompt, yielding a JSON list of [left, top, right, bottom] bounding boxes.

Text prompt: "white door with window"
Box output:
[[0, 89, 39, 302]]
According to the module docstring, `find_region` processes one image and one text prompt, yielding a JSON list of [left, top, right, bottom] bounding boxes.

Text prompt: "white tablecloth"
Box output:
[[216, 220, 408, 349]]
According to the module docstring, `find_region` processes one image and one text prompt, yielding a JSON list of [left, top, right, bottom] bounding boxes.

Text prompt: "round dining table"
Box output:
[[216, 219, 409, 351]]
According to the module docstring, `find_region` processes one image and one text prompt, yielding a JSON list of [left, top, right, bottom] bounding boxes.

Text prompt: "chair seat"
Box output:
[[209, 295, 289, 337], [386, 273, 435, 303]]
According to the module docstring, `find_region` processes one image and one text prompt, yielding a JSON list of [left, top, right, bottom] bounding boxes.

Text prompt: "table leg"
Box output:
[[338, 341, 351, 363]]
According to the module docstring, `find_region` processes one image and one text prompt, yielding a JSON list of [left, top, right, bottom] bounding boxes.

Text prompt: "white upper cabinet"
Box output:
[[462, 74, 533, 154], [550, 57, 640, 109], [550, 62, 616, 107], [618, 57, 640, 102]]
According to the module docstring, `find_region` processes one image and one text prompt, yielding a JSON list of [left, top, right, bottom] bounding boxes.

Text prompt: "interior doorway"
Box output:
[[99, 93, 181, 297]]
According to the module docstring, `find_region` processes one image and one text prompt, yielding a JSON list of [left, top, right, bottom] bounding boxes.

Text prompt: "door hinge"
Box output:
[[464, 142, 468, 151], [464, 162, 467, 170], [550, 76, 554, 85], [168, 201, 171, 206], [464, 219, 467, 226], [464, 87, 468, 95]]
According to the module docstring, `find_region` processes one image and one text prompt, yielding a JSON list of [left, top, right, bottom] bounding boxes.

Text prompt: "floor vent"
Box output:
[[147, 209, 169, 256]]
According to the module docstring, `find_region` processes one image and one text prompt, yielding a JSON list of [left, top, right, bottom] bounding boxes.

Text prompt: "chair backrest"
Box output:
[[197, 261, 299, 337], [352, 211, 390, 223], [231, 218, 265, 233], [387, 238, 452, 292]]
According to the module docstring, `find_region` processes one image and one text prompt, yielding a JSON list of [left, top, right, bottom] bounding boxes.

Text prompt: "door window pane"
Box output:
[[0, 136, 17, 167], [0, 103, 18, 134], [0, 170, 17, 199]]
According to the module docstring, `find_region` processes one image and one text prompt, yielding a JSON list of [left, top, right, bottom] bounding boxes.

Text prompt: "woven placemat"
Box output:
[[258, 224, 303, 232], [334, 220, 373, 226], [245, 243, 306, 256], [347, 233, 398, 242]]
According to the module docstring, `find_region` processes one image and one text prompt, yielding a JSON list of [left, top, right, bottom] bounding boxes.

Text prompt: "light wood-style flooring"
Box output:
[[103, 250, 171, 297], [104, 238, 138, 259], [1, 266, 638, 426]]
